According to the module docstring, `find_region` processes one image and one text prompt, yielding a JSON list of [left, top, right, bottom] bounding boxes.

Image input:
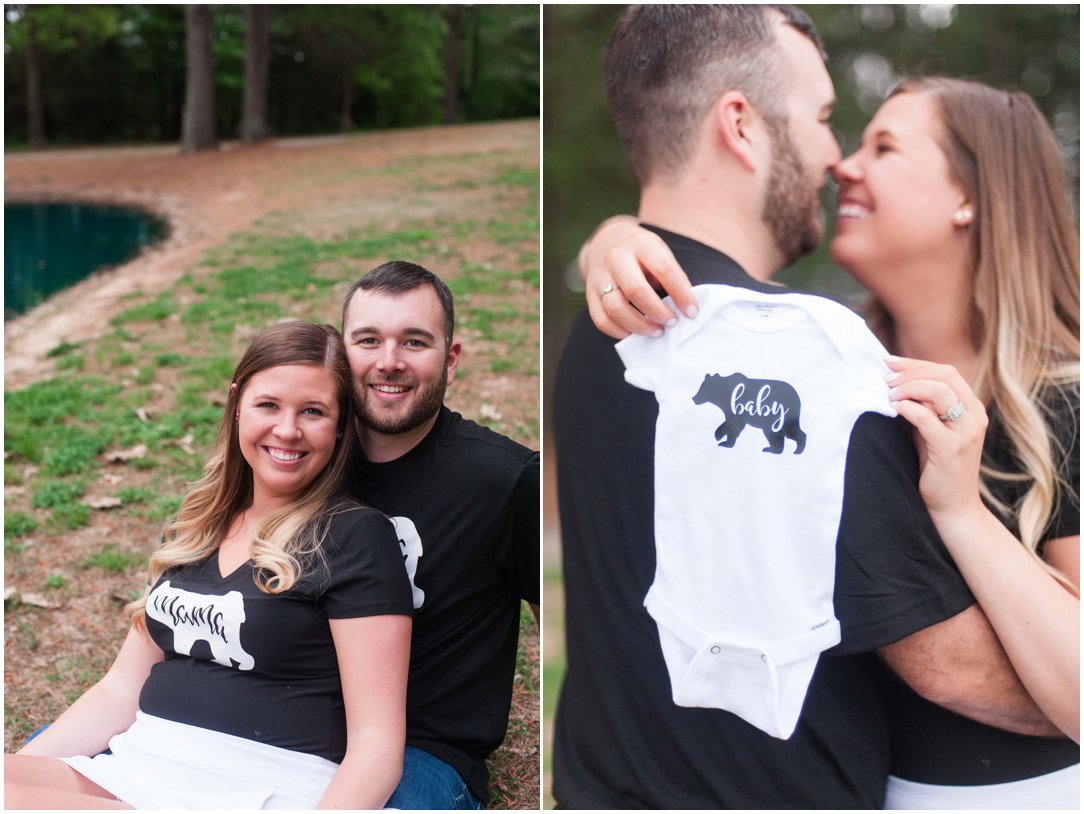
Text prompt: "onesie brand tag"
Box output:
[[751, 303, 780, 319]]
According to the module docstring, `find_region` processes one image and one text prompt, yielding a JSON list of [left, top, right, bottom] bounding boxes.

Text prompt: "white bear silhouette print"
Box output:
[[146, 581, 255, 670], [390, 516, 425, 609]]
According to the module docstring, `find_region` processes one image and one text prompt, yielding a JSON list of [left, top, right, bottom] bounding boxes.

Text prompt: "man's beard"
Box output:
[[356, 370, 447, 436], [761, 116, 824, 267]]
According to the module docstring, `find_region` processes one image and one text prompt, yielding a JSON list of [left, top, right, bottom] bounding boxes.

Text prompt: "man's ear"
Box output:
[[714, 91, 760, 174], [445, 340, 462, 385]]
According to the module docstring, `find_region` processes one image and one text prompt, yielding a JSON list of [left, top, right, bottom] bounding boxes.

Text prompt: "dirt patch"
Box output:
[[4, 120, 540, 808]]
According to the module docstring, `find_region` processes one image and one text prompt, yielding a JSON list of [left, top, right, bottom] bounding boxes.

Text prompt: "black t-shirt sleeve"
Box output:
[[497, 451, 540, 605], [320, 507, 415, 619], [831, 413, 975, 654]]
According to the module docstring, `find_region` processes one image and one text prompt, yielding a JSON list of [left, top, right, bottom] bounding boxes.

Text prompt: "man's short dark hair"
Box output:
[[604, 4, 825, 184], [342, 260, 456, 348]]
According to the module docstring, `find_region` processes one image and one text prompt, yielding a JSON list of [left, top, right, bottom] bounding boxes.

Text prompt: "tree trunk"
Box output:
[[340, 73, 353, 133], [25, 10, 45, 149], [443, 5, 462, 125], [241, 4, 270, 143], [181, 4, 217, 153]]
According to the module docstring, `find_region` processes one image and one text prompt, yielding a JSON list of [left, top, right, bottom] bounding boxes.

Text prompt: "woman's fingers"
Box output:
[[593, 277, 666, 338], [582, 223, 695, 339], [887, 357, 990, 516], [886, 357, 988, 431], [889, 378, 966, 420], [610, 234, 695, 322], [585, 277, 633, 340]]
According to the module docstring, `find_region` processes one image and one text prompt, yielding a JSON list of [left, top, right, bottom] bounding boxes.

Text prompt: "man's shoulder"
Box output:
[[436, 408, 538, 471]]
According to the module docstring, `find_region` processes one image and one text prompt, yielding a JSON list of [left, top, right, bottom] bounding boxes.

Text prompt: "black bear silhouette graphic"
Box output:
[[692, 372, 807, 455]]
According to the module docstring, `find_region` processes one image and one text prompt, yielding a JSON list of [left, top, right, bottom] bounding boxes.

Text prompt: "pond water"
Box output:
[[5, 202, 167, 319]]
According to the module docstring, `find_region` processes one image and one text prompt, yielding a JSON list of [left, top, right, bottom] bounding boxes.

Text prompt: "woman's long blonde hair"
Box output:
[[129, 321, 359, 627], [869, 78, 1080, 584]]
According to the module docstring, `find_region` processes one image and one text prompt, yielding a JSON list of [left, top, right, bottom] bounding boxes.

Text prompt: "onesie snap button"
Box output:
[[760, 654, 768, 662], [710, 645, 722, 655]]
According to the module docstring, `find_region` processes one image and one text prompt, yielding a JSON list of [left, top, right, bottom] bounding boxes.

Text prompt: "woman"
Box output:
[[578, 78, 1079, 807], [5, 321, 414, 809]]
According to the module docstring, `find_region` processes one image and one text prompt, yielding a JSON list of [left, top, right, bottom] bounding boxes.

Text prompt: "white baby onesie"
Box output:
[[617, 284, 896, 739]]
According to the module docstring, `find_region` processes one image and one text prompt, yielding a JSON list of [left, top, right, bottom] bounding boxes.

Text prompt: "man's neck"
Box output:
[[639, 183, 781, 283], [357, 410, 441, 463]]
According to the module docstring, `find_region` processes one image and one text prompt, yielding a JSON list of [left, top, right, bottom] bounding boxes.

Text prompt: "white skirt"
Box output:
[[885, 764, 1080, 810], [60, 711, 339, 809]]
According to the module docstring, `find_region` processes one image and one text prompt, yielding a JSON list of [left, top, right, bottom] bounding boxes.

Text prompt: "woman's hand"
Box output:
[[578, 216, 697, 339], [886, 356, 989, 521]]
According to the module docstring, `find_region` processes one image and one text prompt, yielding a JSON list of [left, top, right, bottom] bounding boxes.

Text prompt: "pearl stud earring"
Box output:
[[954, 208, 973, 223]]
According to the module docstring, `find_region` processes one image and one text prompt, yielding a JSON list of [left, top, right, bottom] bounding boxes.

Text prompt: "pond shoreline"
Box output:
[[5, 200, 174, 320]]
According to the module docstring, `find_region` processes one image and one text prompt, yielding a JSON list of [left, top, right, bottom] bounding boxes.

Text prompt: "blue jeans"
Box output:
[[386, 746, 483, 810]]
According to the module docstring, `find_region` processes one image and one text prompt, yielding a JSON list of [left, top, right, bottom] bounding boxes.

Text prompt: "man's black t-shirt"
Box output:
[[349, 407, 539, 803], [141, 504, 414, 762], [552, 227, 975, 809]]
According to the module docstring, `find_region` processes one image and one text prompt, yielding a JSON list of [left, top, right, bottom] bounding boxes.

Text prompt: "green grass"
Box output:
[[81, 546, 146, 573], [45, 340, 83, 358], [51, 502, 91, 531], [31, 480, 86, 509], [4, 511, 38, 541], [111, 293, 176, 326]]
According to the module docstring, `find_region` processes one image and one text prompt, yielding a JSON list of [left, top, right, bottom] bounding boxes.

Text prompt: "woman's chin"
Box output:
[[829, 239, 877, 287], [828, 236, 857, 270]]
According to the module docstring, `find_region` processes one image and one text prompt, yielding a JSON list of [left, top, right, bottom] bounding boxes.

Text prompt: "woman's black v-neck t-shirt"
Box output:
[[139, 505, 413, 762]]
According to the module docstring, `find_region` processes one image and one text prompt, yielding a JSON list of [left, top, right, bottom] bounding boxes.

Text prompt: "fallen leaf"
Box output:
[[104, 444, 147, 463], [480, 403, 503, 421], [100, 473, 124, 486], [19, 592, 58, 609], [4, 587, 16, 602], [85, 496, 123, 510], [136, 407, 153, 423]]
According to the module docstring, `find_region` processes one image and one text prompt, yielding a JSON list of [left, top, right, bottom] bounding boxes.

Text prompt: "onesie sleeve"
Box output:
[[831, 413, 975, 654], [616, 331, 671, 392], [320, 507, 415, 619], [852, 332, 896, 419]]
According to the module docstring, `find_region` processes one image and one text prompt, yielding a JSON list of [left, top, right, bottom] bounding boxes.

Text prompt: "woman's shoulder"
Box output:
[[323, 496, 396, 535]]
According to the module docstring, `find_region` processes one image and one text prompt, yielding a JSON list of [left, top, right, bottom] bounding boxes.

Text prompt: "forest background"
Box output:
[[542, 3, 1079, 807], [4, 3, 539, 148]]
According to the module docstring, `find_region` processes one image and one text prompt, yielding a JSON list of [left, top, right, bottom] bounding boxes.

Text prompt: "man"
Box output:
[[553, 5, 1053, 808], [342, 260, 539, 809]]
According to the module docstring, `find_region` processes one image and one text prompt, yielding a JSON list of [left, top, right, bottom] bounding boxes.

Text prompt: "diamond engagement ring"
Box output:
[[939, 402, 966, 422], [600, 284, 619, 297]]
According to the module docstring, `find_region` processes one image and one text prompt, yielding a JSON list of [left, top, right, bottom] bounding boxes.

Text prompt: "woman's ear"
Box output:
[[715, 91, 759, 174]]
